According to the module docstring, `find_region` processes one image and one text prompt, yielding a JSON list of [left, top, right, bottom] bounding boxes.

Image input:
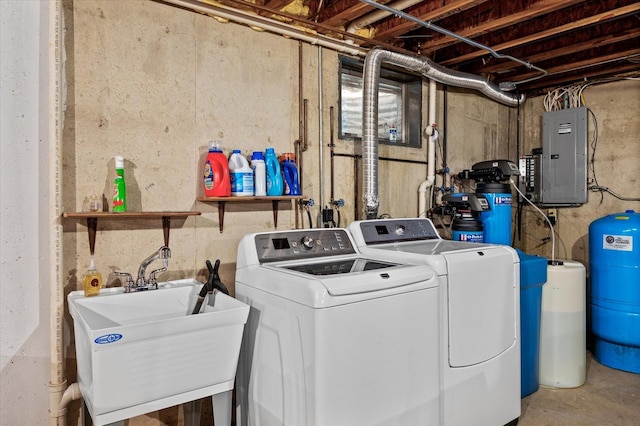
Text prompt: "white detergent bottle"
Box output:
[[229, 150, 254, 196], [251, 151, 267, 196]]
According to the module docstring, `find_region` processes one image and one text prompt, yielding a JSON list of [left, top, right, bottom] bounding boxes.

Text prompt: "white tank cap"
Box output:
[[115, 156, 124, 169]]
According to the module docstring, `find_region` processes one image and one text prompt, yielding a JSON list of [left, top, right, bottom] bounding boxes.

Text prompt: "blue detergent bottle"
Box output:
[[265, 148, 283, 196], [282, 158, 301, 195]]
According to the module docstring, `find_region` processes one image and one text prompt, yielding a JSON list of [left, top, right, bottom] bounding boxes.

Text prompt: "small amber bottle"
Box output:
[[82, 257, 103, 297]]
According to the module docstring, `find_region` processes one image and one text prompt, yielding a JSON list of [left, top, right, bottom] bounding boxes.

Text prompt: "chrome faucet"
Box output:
[[113, 246, 171, 293], [135, 246, 171, 289]]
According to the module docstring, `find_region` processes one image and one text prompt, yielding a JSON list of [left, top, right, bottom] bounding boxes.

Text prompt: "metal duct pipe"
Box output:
[[362, 48, 524, 219]]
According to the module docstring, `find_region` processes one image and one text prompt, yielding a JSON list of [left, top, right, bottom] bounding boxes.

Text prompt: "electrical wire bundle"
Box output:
[[543, 85, 583, 111]]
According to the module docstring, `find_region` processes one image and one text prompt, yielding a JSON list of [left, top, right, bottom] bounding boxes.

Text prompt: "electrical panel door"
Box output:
[[541, 107, 588, 206]]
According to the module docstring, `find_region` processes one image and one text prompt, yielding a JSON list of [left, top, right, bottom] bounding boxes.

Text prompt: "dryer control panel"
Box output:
[[255, 229, 356, 263], [356, 218, 441, 245]]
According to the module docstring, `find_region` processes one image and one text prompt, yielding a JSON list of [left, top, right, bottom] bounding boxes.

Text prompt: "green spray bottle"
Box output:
[[112, 155, 127, 212]]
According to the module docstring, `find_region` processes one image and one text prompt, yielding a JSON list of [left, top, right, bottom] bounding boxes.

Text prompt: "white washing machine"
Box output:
[[234, 228, 440, 426], [347, 218, 521, 426]]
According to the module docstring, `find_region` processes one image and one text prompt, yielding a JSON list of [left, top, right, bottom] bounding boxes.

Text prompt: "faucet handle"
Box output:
[[114, 272, 135, 292], [147, 267, 167, 289]]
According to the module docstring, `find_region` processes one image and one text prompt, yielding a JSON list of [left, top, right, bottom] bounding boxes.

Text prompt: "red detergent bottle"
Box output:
[[203, 141, 231, 197]]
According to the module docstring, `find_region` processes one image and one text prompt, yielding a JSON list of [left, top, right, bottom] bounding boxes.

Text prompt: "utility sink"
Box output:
[[68, 279, 249, 425]]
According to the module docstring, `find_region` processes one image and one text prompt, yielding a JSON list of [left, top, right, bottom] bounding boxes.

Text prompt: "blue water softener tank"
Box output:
[[442, 192, 490, 242], [589, 210, 640, 373], [476, 182, 513, 245], [517, 249, 548, 397]]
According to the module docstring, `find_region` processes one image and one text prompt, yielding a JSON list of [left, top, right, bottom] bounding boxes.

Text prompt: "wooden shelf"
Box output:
[[197, 196, 305, 232], [63, 211, 201, 219], [62, 211, 201, 253]]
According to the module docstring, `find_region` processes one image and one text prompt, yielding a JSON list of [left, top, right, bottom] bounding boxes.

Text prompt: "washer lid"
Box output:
[[277, 258, 435, 296], [283, 258, 395, 276], [237, 259, 437, 305]]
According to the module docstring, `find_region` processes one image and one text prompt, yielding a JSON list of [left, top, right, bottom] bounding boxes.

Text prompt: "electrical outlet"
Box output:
[[322, 208, 334, 227], [547, 208, 557, 225]]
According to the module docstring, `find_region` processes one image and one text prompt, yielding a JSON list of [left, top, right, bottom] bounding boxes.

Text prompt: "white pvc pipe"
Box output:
[[418, 79, 437, 217], [48, 1, 74, 424]]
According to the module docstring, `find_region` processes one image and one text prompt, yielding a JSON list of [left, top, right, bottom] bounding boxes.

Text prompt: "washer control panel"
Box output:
[[256, 229, 356, 263], [357, 219, 440, 245]]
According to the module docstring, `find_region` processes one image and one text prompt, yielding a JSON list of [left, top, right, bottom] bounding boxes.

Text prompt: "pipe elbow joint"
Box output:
[[419, 177, 435, 192]]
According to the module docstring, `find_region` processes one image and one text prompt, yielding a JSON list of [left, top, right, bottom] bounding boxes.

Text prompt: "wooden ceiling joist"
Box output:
[[439, 2, 640, 67], [505, 47, 640, 84], [185, 0, 640, 92], [478, 27, 640, 75], [417, 0, 586, 54]]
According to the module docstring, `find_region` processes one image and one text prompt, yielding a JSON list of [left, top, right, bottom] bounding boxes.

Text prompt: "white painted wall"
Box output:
[[1, 1, 51, 424]]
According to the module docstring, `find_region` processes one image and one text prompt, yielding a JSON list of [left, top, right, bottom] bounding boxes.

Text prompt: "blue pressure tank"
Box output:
[[476, 182, 513, 245], [589, 210, 640, 373]]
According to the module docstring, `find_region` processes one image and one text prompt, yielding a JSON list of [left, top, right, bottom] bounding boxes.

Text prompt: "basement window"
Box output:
[[339, 56, 422, 148]]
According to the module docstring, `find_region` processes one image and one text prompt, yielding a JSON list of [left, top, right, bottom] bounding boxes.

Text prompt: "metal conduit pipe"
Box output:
[[362, 48, 524, 219], [295, 41, 304, 228], [317, 47, 325, 226]]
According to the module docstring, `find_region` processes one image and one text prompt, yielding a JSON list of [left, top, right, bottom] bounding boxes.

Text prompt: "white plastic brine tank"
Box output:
[[539, 260, 586, 388]]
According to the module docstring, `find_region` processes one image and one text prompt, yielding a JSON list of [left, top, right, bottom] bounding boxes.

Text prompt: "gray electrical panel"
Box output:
[[539, 107, 588, 206]]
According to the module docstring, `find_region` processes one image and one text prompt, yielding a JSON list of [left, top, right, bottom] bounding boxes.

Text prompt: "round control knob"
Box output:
[[394, 225, 406, 236], [300, 236, 315, 250]]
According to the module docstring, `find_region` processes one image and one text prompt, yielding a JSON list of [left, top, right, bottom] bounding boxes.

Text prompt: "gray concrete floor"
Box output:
[[110, 352, 640, 425], [519, 352, 640, 426]]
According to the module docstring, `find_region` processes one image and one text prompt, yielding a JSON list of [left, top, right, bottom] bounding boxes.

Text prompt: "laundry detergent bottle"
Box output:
[[203, 141, 231, 197], [265, 148, 283, 196], [251, 151, 267, 196], [282, 157, 301, 195], [229, 150, 254, 196]]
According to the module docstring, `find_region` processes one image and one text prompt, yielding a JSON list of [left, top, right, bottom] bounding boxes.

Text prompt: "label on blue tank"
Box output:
[[492, 195, 512, 205], [452, 231, 484, 243], [603, 234, 633, 251]]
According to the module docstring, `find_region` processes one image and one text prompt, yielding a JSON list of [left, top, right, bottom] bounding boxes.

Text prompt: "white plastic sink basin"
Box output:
[[68, 279, 249, 423]]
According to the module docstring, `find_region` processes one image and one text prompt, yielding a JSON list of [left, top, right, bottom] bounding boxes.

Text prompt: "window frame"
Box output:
[[338, 56, 422, 148]]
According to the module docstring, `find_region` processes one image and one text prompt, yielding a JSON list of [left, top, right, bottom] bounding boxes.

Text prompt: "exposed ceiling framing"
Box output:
[[172, 0, 640, 94]]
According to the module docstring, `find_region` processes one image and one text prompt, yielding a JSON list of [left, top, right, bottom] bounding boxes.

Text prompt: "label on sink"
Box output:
[[95, 333, 123, 344]]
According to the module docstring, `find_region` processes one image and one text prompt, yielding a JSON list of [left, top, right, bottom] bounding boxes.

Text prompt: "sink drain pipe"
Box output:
[[46, 2, 83, 424]]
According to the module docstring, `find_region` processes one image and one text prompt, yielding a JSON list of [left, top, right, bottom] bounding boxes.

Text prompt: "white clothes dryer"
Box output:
[[348, 218, 521, 426], [235, 228, 440, 426]]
